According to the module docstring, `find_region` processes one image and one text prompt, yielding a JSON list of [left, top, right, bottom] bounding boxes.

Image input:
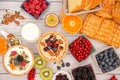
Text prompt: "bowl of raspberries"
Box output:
[[22, 0, 49, 19]]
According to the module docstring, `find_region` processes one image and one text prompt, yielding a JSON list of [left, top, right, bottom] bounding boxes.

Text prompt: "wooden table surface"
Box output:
[[0, 0, 120, 80]]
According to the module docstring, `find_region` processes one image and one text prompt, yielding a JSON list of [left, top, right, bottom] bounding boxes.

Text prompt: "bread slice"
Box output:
[[83, 0, 94, 10], [77, 0, 86, 11], [68, 0, 78, 13]]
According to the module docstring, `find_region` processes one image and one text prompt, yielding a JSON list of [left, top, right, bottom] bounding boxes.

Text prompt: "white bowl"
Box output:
[[53, 71, 72, 80]]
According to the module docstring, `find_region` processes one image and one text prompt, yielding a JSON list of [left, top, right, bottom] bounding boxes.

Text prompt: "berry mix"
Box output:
[[95, 47, 120, 73], [23, 0, 48, 18], [69, 36, 93, 62]]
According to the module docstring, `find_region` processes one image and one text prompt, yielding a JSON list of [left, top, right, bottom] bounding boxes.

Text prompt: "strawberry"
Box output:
[[109, 75, 117, 80], [11, 51, 17, 56], [20, 61, 26, 66]]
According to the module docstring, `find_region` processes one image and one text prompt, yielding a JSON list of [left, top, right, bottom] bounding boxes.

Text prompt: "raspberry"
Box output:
[[11, 51, 17, 56], [20, 61, 26, 66], [27, 68, 36, 80]]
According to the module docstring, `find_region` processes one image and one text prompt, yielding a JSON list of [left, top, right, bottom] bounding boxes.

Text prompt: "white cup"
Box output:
[[21, 23, 41, 43]]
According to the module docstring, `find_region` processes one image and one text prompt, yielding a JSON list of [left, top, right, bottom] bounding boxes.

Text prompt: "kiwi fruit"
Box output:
[[34, 56, 46, 69], [40, 67, 53, 80]]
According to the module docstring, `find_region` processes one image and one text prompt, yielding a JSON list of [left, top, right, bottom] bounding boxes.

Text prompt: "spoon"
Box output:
[[0, 29, 21, 46]]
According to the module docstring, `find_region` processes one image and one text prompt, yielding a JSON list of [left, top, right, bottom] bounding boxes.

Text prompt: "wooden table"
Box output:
[[0, 0, 120, 80]]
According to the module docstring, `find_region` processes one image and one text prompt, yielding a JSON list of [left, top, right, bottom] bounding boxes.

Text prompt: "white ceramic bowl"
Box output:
[[53, 71, 72, 80]]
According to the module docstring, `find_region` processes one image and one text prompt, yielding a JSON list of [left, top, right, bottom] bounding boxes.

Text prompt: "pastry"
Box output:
[[37, 31, 68, 62], [95, 0, 115, 19], [112, 1, 120, 24], [95, 19, 116, 44], [81, 14, 103, 38], [3, 45, 34, 76]]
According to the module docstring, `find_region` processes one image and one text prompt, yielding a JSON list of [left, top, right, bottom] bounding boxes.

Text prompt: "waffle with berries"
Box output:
[[37, 31, 68, 62]]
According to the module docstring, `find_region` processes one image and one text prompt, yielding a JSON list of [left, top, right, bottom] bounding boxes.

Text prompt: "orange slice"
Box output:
[[62, 15, 83, 34], [0, 37, 7, 55]]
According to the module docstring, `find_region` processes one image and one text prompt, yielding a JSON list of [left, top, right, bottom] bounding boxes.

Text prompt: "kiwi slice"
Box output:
[[40, 67, 53, 80], [34, 56, 46, 69]]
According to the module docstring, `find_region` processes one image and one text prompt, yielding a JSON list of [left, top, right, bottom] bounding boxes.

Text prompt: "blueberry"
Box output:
[[61, 63, 65, 68], [108, 61, 112, 66], [66, 62, 70, 67], [47, 46, 51, 50], [52, 48, 57, 52], [57, 66, 61, 70], [105, 59, 109, 63], [101, 62, 105, 65], [109, 67, 114, 70]]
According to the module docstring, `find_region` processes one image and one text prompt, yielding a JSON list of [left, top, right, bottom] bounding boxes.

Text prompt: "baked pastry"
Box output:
[[112, 1, 120, 24], [3, 45, 34, 76], [81, 14, 103, 38], [95, 0, 115, 19], [37, 31, 68, 62], [95, 19, 116, 44]]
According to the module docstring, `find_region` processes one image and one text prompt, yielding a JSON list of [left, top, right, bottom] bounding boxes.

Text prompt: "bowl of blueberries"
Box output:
[[93, 46, 120, 73]]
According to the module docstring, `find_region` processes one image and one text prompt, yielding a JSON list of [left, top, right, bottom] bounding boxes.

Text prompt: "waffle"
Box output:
[[81, 14, 103, 38], [112, 1, 120, 24], [95, 0, 115, 19], [95, 19, 116, 44]]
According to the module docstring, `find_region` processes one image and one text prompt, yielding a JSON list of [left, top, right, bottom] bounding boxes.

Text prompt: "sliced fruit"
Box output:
[[0, 37, 7, 55], [62, 15, 83, 34], [34, 56, 46, 69], [40, 67, 53, 80], [45, 13, 59, 27], [9, 64, 16, 70]]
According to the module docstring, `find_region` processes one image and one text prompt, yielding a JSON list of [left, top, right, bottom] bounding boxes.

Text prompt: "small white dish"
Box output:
[[52, 71, 72, 80], [21, 23, 40, 43]]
